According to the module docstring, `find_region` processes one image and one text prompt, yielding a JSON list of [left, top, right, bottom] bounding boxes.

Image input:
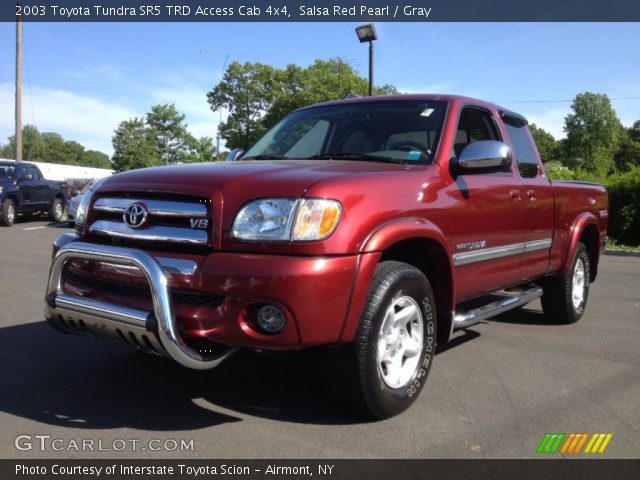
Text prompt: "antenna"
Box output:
[[216, 54, 229, 161]]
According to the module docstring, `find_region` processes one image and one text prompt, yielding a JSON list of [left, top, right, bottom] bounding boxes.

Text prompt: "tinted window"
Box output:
[[29, 166, 41, 180], [244, 101, 447, 164], [505, 124, 539, 178], [453, 107, 500, 159]]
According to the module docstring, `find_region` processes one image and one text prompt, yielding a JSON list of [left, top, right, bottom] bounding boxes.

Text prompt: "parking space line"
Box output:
[[23, 226, 46, 231]]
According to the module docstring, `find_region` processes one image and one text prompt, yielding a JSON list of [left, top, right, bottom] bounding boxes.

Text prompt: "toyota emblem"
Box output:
[[123, 202, 149, 229]]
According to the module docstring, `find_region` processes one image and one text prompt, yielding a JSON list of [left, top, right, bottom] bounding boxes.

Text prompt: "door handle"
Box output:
[[510, 189, 521, 200], [527, 190, 537, 201]]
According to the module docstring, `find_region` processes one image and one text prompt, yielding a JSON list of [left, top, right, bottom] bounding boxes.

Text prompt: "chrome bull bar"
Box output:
[[44, 237, 235, 370]]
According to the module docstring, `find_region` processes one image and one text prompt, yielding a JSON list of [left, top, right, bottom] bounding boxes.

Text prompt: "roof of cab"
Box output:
[[296, 94, 529, 125]]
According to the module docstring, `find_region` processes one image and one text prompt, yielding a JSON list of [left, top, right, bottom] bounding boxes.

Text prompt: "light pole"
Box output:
[[355, 24, 377, 96]]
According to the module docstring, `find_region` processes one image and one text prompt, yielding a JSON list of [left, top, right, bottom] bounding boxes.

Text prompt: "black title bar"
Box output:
[[3, 0, 640, 22], [4, 459, 640, 480]]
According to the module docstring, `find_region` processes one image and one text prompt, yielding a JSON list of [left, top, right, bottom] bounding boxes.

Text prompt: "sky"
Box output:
[[0, 22, 639, 156]]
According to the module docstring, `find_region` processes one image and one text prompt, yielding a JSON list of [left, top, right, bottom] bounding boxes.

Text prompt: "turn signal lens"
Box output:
[[292, 199, 342, 241]]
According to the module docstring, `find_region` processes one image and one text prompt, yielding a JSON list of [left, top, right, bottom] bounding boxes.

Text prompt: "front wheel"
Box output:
[[540, 242, 590, 324], [332, 261, 437, 419]]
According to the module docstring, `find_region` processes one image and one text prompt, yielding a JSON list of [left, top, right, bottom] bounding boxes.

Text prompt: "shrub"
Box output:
[[606, 167, 640, 246]]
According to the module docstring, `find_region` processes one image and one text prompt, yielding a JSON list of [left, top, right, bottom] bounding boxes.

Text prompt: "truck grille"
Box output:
[[90, 196, 210, 246], [64, 269, 224, 308]]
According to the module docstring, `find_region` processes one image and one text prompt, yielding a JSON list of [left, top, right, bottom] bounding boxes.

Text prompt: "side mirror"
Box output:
[[19, 173, 34, 182], [226, 148, 245, 162], [453, 140, 512, 174]]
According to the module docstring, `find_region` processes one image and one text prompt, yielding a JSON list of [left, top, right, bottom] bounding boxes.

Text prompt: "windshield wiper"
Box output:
[[304, 153, 406, 164], [241, 155, 290, 160]]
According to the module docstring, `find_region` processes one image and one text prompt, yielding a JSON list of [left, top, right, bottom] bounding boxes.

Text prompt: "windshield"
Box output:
[[0, 164, 16, 179], [243, 100, 447, 164], [79, 181, 94, 195]]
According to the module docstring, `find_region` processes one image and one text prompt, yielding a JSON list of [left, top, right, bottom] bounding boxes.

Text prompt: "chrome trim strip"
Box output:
[[523, 238, 553, 253], [45, 241, 235, 370], [55, 293, 148, 328], [89, 220, 208, 245], [454, 243, 524, 267], [453, 238, 553, 266], [94, 198, 207, 217], [157, 257, 198, 275], [95, 258, 198, 276], [454, 286, 543, 328]]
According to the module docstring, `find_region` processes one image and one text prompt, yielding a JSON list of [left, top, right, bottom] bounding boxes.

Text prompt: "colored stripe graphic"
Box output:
[[537, 433, 613, 454], [584, 433, 613, 453], [537, 433, 566, 453], [560, 433, 589, 453]]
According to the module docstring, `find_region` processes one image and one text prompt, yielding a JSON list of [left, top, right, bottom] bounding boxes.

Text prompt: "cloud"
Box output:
[[522, 107, 568, 139], [0, 82, 137, 155], [143, 70, 226, 144]]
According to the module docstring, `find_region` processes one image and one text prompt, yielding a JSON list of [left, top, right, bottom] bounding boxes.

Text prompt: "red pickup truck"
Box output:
[[44, 95, 608, 419]]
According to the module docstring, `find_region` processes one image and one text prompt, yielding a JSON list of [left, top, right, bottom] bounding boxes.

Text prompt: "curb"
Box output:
[[604, 249, 640, 257]]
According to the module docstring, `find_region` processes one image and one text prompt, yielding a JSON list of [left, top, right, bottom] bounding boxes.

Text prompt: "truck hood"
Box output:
[[98, 160, 418, 199]]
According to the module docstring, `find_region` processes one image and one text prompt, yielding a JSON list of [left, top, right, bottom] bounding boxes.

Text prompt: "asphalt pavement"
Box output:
[[0, 218, 638, 459]]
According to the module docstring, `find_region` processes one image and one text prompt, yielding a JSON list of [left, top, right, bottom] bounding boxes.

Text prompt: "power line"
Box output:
[[494, 96, 640, 104]]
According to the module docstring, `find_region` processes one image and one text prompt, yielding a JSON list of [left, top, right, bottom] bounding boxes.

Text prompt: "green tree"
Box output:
[[207, 61, 279, 149], [145, 104, 193, 165], [563, 92, 622, 177], [614, 121, 640, 172], [191, 136, 217, 163], [2, 125, 46, 160], [529, 123, 560, 163], [81, 150, 111, 169], [207, 58, 398, 150], [111, 118, 158, 172], [41, 132, 67, 164], [63, 140, 85, 165]]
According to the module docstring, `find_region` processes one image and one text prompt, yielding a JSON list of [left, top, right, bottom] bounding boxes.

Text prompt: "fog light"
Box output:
[[256, 305, 286, 334]]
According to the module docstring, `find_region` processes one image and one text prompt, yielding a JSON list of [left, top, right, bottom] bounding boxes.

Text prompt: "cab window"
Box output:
[[504, 123, 539, 178], [453, 107, 501, 159]]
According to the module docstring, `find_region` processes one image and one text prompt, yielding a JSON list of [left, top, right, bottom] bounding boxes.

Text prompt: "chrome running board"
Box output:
[[453, 286, 543, 329]]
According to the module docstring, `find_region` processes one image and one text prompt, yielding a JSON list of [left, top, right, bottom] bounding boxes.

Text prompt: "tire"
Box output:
[[49, 197, 64, 222], [540, 242, 590, 324], [1, 198, 16, 226], [332, 261, 437, 419]]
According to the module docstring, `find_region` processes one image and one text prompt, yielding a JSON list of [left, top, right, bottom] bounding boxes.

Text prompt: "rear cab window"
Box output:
[[502, 113, 540, 178]]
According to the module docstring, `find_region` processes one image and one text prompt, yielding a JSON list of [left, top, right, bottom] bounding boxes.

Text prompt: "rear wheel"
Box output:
[[1, 198, 16, 226], [49, 197, 64, 222], [332, 261, 437, 419], [541, 242, 590, 324]]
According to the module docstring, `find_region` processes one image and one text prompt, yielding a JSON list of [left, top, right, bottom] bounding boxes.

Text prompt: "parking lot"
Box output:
[[0, 218, 638, 459]]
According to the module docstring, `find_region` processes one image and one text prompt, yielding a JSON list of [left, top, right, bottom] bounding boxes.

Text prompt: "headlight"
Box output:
[[291, 199, 342, 241], [75, 178, 105, 226], [232, 198, 342, 242]]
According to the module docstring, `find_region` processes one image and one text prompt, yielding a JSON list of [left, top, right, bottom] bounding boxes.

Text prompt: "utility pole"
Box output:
[[216, 54, 229, 161], [15, 9, 23, 163]]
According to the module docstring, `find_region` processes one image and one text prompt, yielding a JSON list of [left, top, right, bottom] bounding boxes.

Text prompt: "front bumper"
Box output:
[[45, 234, 362, 369]]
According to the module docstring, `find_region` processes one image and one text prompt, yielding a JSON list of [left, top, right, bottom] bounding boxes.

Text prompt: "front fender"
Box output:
[[360, 216, 453, 255], [341, 217, 456, 345]]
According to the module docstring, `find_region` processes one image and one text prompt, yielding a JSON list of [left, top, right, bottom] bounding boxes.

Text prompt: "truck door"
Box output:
[[15, 164, 36, 210], [446, 106, 525, 300], [502, 116, 554, 281], [29, 166, 50, 206]]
